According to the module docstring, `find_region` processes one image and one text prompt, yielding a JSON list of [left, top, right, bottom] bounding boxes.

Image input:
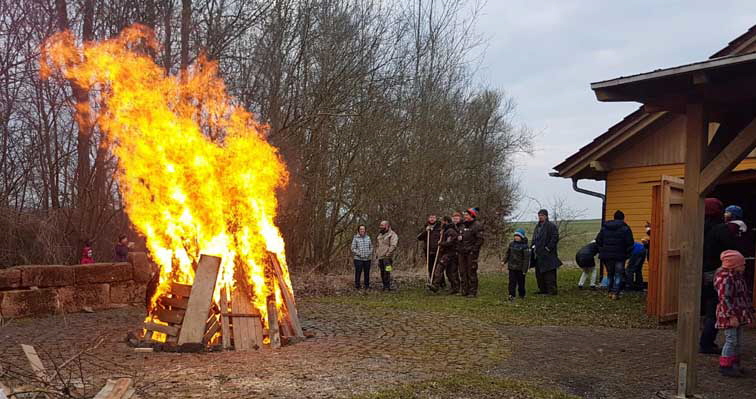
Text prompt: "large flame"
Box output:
[[41, 25, 291, 324]]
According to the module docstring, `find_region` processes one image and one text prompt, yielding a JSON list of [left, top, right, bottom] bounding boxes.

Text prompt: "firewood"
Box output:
[[169, 283, 193, 298], [177, 255, 221, 345], [219, 287, 232, 350]]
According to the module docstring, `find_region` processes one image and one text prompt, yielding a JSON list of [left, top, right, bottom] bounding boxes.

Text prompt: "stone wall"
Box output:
[[0, 252, 152, 318]]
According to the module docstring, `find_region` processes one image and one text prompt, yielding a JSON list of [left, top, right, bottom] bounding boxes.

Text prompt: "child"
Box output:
[[575, 241, 599, 289], [504, 229, 530, 301], [626, 242, 647, 291], [80, 239, 94, 264], [715, 250, 755, 377]]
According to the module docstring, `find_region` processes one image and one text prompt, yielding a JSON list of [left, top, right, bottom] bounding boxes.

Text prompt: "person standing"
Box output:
[[504, 229, 530, 300], [351, 225, 373, 290], [532, 209, 562, 295], [596, 210, 634, 300], [715, 250, 754, 377], [429, 216, 461, 294], [114, 234, 134, 262], [376, 220, 399, 291], [575, 240, 599, 290], [417, 214, 442, 284], [80, 239, 94, 264], [700, 198, 737, 354], [458, 208, 484, 297]]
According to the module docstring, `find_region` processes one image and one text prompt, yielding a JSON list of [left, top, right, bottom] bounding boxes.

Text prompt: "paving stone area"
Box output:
[[0, 299, 509, 398]]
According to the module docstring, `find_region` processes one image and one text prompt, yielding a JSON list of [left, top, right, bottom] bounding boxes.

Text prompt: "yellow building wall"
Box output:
[[604, 159, 756, 277]]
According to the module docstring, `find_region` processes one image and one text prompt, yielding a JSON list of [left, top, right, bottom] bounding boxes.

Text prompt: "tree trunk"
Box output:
[[180, 0, 191, 72]]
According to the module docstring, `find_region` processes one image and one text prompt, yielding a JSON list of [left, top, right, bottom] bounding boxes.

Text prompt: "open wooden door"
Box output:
[[648, 175, 685, 321]]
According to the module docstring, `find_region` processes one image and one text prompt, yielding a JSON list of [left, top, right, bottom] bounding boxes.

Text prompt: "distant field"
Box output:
[[509, 219, 601, 264]]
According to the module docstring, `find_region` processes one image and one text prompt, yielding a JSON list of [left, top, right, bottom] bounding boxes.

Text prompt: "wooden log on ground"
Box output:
[[144, 321, 180, 337], [219, 287, 232, 349], [231, 289, 263, 350], [159, 296, 189, 310], [266, 296, 281, 349], [178, 255, 221, 345], [169, 283, 193, 298], [268, 254, 304, 337], [93, 378, 133, 399]]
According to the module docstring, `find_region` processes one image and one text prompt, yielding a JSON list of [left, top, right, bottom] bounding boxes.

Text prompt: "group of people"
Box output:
[[698, 199, 754, 377], [79, 235, 134, 264]]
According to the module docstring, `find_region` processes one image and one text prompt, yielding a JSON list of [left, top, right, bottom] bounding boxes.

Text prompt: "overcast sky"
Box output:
[[474, 1, 756, 220]]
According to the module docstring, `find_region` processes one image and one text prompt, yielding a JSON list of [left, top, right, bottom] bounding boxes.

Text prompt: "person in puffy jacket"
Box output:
[[575, 241, 599, 290], [715, 250, 755, 377], [595, 210, 634, 299], [504, 229, 530, 300], [625, 242, 647, 291]]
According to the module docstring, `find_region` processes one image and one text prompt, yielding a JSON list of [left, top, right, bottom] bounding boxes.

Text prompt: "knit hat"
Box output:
[[725, 205, 743, 220], [614, 210, 625, 220], [514, 228, 526, 239], [538, 209, 548, 217], [720, 250, 745, 271], [705, 198, 723, 217], [466, 207, 479, 218]]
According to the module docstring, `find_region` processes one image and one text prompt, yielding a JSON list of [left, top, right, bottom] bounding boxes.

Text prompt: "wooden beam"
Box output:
[[699, 116, 756, 194], [219, 286, 232, 350], [267, 295, 281, 349], [177, 255, 221, 345], [675, 102, 708, 397], [93, 378, 133, 399], [269, 254, 304, 337]]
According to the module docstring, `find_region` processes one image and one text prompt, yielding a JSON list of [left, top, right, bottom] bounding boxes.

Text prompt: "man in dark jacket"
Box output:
[[458, 208, 484, 297], [429, 216, 461, 294], [699, 198, 736, 354], [532, 209, 562, 295], [417, 214, 443, 283], [596, 210, 634, 299]]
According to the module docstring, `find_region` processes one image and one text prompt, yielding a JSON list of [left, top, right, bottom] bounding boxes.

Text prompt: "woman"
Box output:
[[351, 225, 373, 290]]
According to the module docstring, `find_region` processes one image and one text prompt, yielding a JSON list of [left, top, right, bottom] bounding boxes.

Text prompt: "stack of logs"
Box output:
[[137, 252, 303, 351]]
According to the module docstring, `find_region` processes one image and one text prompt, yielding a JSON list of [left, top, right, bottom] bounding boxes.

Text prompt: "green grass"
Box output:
[[313, 268, 661, 329], [510, 219, 601, 264], [353, 373, 579, 399]]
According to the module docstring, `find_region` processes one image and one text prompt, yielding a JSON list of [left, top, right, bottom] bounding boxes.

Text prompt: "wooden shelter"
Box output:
[[554, 26, 756, 397]]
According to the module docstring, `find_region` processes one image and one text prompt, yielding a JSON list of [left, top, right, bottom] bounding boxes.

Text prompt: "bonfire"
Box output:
[[40, 24, 303, 351]]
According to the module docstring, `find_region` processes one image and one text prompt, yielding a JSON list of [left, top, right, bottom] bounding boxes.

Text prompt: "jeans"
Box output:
[[353, 259, 371, 288], [578, 267, 597, 287], [722, 327, 743, 358], [378, 258, 392, 289], [606, 260, 626, 294], [508, 270, 526, 298]]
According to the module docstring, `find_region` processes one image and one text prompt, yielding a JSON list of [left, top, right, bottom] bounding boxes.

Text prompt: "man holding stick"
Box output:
[[417, 213, 443, 285], [429, 216, 461, 294]]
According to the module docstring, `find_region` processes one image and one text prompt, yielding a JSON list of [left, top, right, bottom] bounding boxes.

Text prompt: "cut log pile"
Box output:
[[132, 253, 306, 352]]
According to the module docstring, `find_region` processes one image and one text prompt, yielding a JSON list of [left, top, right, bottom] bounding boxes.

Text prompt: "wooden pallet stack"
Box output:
[[138, 252, 303, 351]]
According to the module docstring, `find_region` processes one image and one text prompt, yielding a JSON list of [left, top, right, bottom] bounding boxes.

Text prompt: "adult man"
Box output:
[[532, 209, 562, 295], [596, 210, 634, 300], [458, 208, 484, 297], [429, 216, 461, 294], [376, 220, 399, 291], [700, 198, 736, 354], [417, 214, 443, 283]]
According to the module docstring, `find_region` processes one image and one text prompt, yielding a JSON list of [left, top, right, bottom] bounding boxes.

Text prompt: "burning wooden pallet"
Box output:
[[134, 253, 304, 351]]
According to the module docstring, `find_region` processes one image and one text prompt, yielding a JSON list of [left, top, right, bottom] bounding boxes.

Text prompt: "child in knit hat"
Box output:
[[504, 229, 530, 301], [715, 250, 755, 377]]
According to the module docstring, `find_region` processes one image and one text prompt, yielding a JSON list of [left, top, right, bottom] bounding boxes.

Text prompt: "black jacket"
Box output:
[[438, 224, 459, 257], [505, 238, 530, 272], [417, 221, 442, 254], [459, 219, 484, 254], [703, 217, 736, 273], [596, 220, 634, 261], [575, 242, 599, 269], [532, 220, 562, 272]]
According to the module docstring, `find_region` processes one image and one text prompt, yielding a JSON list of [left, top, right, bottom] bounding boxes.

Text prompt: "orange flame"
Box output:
[[41, 25, 291, 324]]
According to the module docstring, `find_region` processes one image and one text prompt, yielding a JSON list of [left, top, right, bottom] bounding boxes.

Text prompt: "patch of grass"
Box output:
[[311, 268, 663, 329], [352, 373, 579, 399]]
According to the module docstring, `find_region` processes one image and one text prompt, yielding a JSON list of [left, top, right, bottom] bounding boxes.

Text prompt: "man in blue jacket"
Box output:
[[596, 210, 634, 300]]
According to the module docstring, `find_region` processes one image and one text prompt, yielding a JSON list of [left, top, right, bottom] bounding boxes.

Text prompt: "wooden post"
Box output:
[[178, 255, 221, 345], [267, 295, 281, 349], [675, 102, 707, 397], [219, 286, 232, 349], [269, 254, 304, 337]]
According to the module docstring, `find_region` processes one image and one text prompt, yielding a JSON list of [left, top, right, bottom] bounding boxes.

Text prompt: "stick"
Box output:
[[426, 229, 431, 284], [426, 229, 443, 288]]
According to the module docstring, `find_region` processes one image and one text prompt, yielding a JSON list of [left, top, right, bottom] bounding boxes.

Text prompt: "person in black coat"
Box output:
[[532, 209, 562, 295], [417, 214, 443, 283], [596, 210, 634, 299], [575, 241, 599, 289]]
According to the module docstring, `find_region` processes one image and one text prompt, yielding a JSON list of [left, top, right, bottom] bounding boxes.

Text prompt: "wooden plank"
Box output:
[[20, 344, 47, 382], [159, 296, 189, 310], [219, 287, 232, 349], [169, 283, 193, 298], [177, 255, 221, 345], [144, 321, 180, 337], [154, 308, 184, 325], [231, 288, 258, 350], [675, 102, 707, 397], [203, 316, 220, 344], [699, 117, 756, 195], [269, 255, 304, 337], [93, 378, 133, 399], [266, 296, 281, 349]]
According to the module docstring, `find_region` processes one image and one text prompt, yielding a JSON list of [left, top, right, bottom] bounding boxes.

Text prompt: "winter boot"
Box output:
[[720, 356, 742, 378]]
